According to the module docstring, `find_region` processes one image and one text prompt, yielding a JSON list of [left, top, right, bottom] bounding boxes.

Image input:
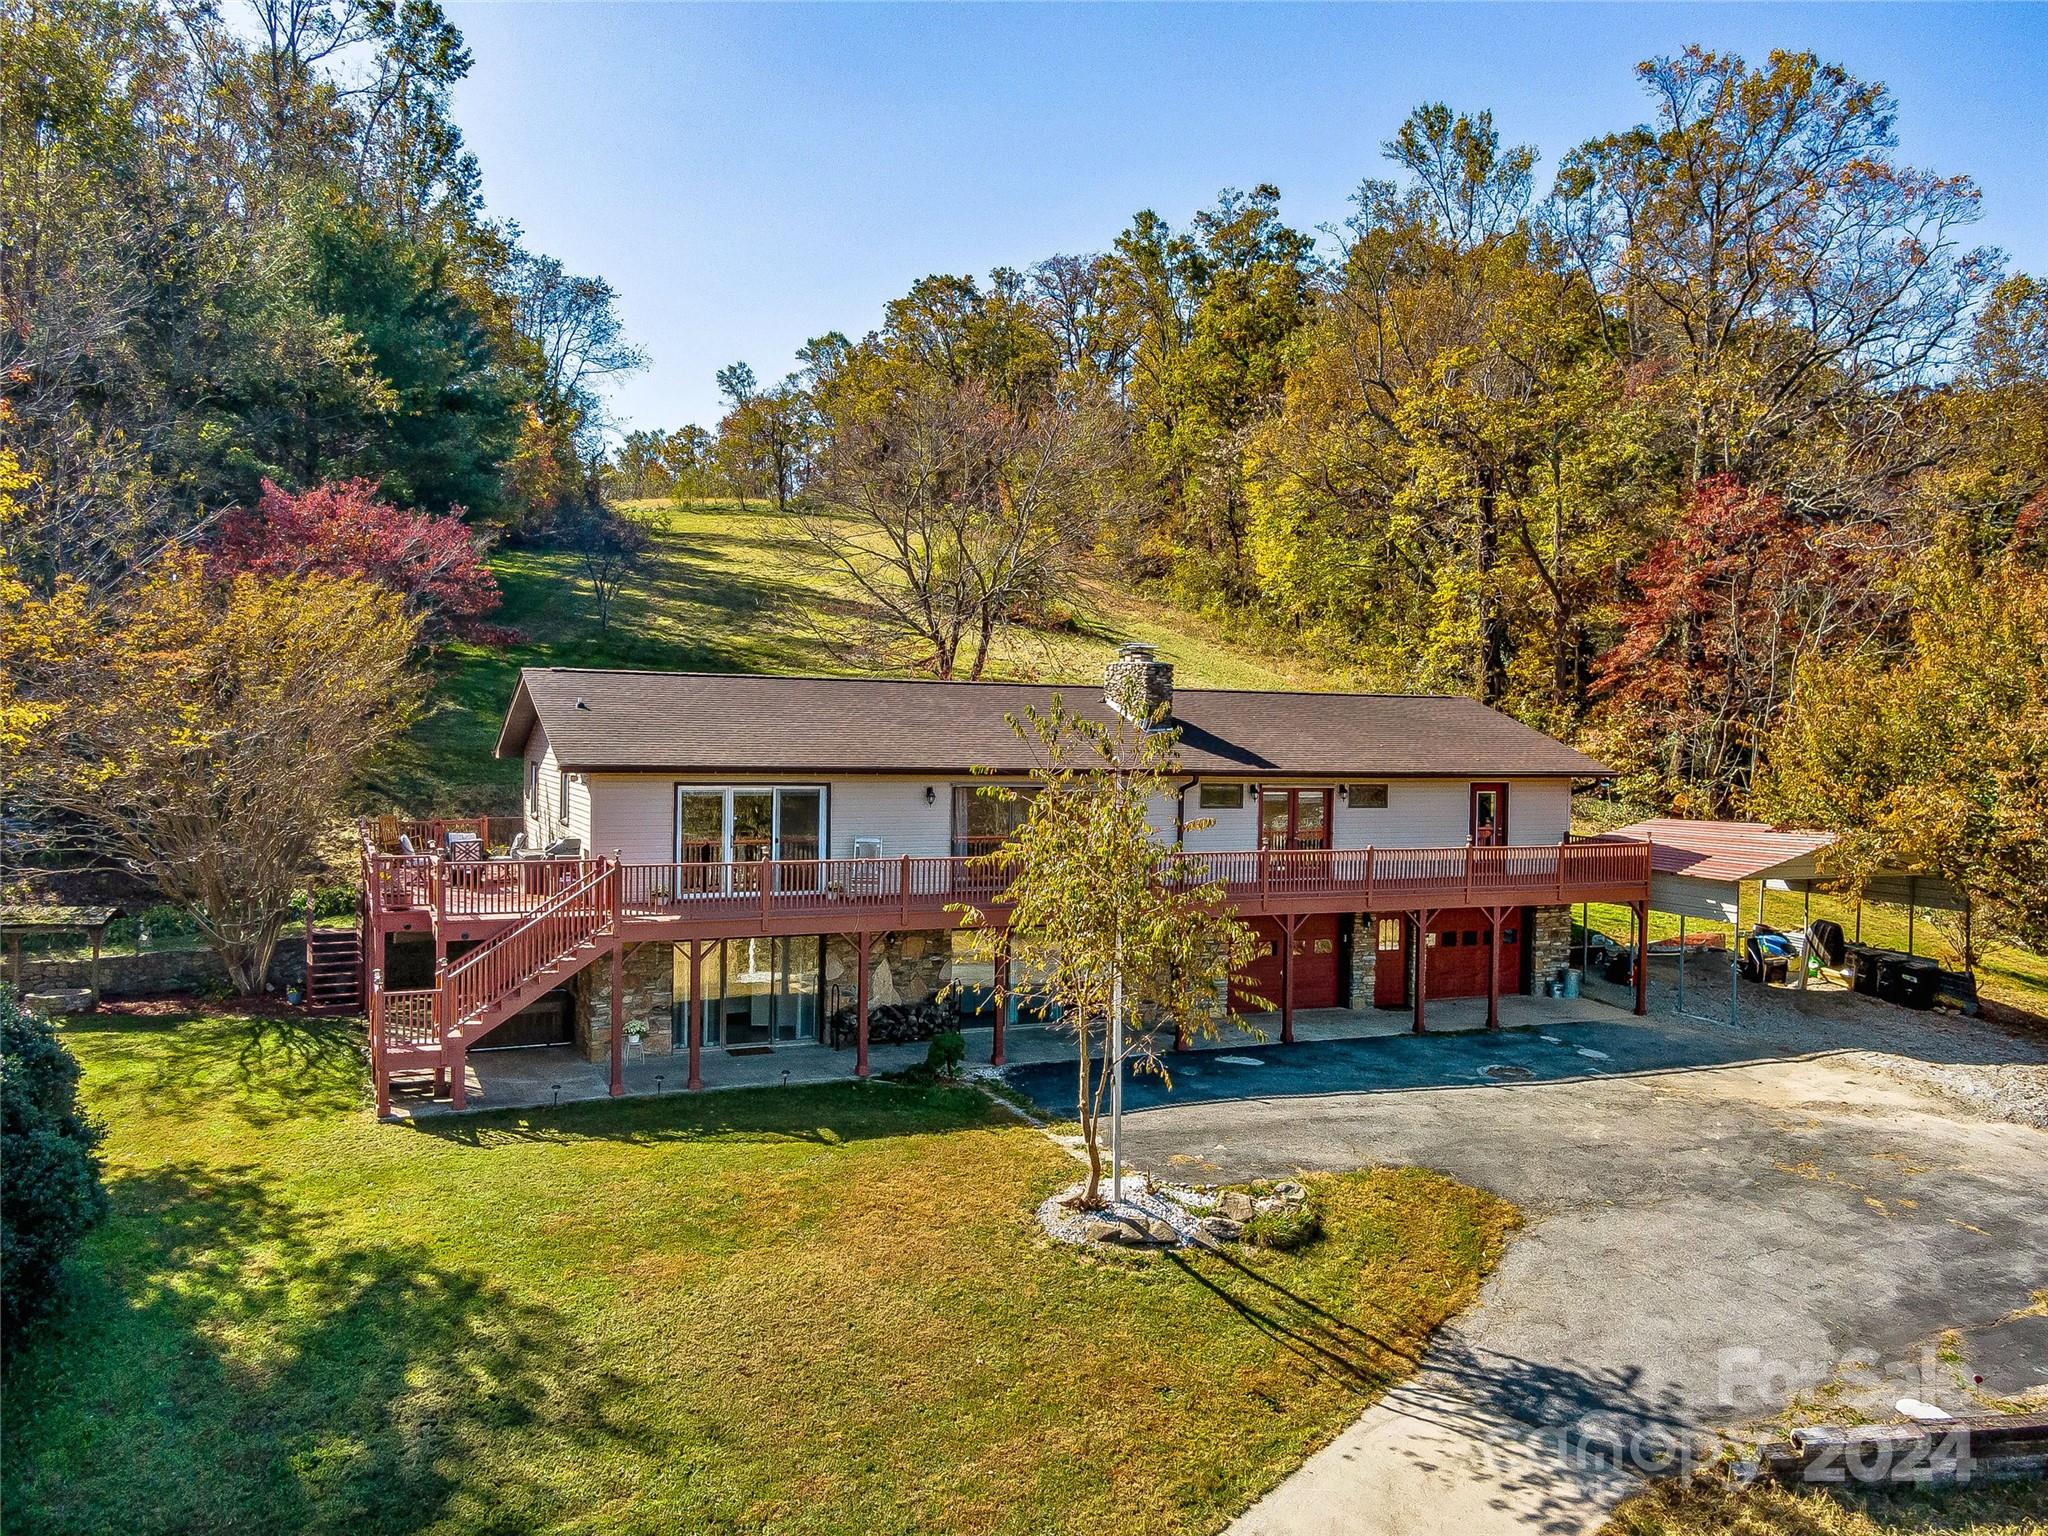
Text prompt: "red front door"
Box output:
[[1470, 784, 1508, 845], [1232, 915, 1342, 1014], [1373, 916, 1408, 1007]]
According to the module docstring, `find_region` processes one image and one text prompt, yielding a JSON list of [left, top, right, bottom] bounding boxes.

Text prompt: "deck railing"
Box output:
[[441, 862, 614, 1031], [369, 835, 1651, 940], [610, 839, 1648, 927]]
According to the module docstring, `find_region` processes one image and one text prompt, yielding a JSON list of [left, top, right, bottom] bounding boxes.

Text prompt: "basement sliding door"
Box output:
[[692, 936, 824, 1048]]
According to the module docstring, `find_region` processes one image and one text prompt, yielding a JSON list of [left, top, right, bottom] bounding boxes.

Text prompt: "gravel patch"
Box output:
[[1035, 1177, 1211, 1249], [1584, 968, 2048, 1130], [1841, 1053, 2048, 1130]]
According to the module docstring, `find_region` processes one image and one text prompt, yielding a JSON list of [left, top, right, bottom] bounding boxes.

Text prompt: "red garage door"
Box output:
[[1231, 915, 1342, 1014]]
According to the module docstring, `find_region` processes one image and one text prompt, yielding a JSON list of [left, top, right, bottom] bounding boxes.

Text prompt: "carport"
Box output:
[[1610, 819, 1966, 1023]]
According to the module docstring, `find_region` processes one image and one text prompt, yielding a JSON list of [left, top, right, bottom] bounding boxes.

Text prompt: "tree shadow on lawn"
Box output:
[[6, 1159, 649, 1536], [404, 1078, 1004, 1152], [1171, 1242, 1438, 1399], [69, 1009, 368, 1129]]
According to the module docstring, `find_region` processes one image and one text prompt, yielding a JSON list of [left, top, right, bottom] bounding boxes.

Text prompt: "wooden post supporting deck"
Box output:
[[686, 937, 705, 1091], [433, 954, 450, 1100], [1633, 902, 1650, 1016], [608, 938, 625, 1098], [991, 933, 1008, 1067], [854, 931, 872, 1079], [1411, 909, 1438, 1034], [1483, 907, 1508, 1030], [1279, 913, 1302, 1044]]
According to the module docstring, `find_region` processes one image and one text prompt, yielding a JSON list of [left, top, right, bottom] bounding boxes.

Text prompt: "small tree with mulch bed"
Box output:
[[953, 696, 1262, 1207]]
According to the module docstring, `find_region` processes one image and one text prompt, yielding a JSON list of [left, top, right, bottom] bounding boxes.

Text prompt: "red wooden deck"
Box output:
[[358, 822, 1652, 1117]]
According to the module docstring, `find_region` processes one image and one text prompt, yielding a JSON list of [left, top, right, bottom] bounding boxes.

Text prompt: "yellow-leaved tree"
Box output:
[[1753, 548, 2048, 962], [4, 551, 420, 993], [952, 697, 1262, 1207]]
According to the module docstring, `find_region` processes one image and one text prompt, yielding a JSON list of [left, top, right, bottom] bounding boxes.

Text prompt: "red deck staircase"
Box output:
[[304, 926, 364, 1013], [370, 861, 618, 1116]]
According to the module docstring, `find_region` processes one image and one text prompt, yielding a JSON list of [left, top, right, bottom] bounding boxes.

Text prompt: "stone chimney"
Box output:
[[1104, 641, 1174, 727]]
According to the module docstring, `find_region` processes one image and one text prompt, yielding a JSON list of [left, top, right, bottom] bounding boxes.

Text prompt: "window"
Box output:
[[525, 760, 538, 814], [1377, 918, 1403, 950], [1346, 783, 1389, 809], [1198, 783, 1245, 810], [558, 770, 571, 824], [953, 783, 1036, 854]]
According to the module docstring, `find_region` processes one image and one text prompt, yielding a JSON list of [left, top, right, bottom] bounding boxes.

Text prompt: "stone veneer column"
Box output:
[[576, 942, 676, 1062], [1528, 905, 1574, 993], [1347, 914, 1377, 1008]]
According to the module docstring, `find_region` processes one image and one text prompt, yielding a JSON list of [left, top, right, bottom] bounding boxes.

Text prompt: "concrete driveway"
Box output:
[[1007, 983, 2048, 1535]]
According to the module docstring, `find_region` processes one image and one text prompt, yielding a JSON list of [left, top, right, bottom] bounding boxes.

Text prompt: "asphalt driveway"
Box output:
[[1009, 988, 2048, 1535]]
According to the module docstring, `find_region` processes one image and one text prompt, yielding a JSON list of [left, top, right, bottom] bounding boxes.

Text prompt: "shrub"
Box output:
[[1243, 1201, 1324, 1252], [212, 478, 504, 642], [1, 987, 109, 1338], [924, 1029, 966, 1081]]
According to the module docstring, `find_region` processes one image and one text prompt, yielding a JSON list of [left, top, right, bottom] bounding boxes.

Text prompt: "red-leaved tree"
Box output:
[[212, 480, 508, 642], [1593, 477, 1894, 814]]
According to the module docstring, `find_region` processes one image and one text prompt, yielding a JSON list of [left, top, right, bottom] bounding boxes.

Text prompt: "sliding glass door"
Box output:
[[672, 786, 828, 892], [682, 937, 823, 1047]]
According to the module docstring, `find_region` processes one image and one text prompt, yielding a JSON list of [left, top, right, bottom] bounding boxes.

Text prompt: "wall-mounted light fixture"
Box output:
[[925, 786, 937, 805]]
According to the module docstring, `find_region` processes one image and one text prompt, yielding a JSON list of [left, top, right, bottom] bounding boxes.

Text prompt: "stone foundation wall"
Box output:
[[14, 943, 305, 1000], [574, 941, 676, 1062], [823, 930, 957, 1014], [1529, 905, 1573, 990]]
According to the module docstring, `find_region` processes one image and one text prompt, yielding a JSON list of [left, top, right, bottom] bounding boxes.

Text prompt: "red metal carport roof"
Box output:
[[1611, 819, 1835, 883]]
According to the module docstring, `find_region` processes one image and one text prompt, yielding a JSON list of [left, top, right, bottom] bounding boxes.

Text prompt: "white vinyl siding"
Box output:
[[584, 773, 680, 861], [564, 770, 1585, 864], [520, 725, 592, 851]]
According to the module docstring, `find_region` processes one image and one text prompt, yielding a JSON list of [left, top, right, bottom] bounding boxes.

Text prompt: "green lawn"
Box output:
[[1603, 1475, 2048, 1535], [1573, 888, 2048, 1024], [374, 498, 1331, 814], [5, 1010, 1514, 1536]]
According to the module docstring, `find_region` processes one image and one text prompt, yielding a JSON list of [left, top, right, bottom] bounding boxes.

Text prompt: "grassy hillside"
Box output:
[[370, 497, 1339, 811]]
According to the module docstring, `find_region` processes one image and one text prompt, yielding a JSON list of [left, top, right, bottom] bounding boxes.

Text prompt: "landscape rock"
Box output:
[[1198, 1215, 1244, 1242], [1075, 1217, 1129, 1245], [24, 988, 94, 1016], [1216, 1191, 1257, 1222]]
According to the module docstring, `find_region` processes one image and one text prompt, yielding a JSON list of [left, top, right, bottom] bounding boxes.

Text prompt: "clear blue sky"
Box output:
[[446, 2, 2048, 435]]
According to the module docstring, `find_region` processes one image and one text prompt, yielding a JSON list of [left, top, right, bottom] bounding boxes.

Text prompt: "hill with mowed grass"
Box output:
[[368, 497, 2048, 1021], [368, 498, 1348, 814]]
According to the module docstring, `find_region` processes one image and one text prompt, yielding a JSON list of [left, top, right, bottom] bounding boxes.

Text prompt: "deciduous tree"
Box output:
[[211, 478, 504, 640], [952, 699, 1260, 1207], [3, 553, 420, 993], [1753, 549, 2048, 959], [802, 378, 1116, 679]]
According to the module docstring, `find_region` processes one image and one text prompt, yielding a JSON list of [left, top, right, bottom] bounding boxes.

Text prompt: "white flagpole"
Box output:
[[1110, 929, 1124, 1205]]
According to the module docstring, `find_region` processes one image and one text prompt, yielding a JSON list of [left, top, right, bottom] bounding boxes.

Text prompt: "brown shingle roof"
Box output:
[[495, 668, 1611, 779]]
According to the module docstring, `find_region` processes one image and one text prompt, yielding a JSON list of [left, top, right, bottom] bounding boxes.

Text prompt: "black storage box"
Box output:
[[1877, 954, 1940, 1010], [1843, 946, 1886, 996]]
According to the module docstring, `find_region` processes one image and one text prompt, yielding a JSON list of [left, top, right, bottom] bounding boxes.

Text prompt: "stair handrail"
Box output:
[[441, 859, 616, 1034]]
